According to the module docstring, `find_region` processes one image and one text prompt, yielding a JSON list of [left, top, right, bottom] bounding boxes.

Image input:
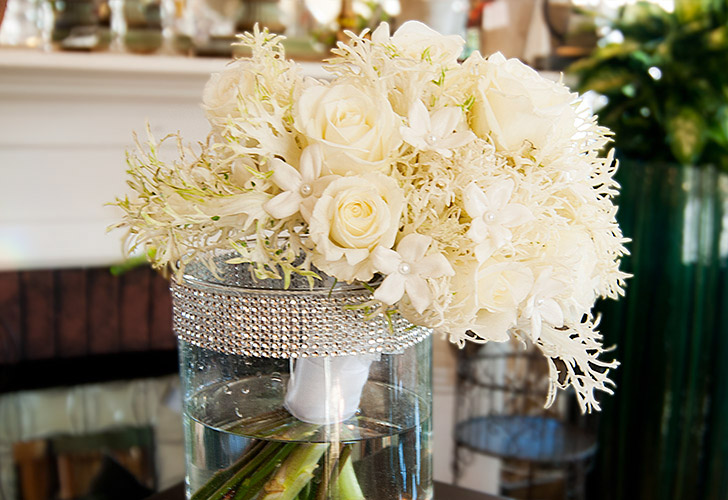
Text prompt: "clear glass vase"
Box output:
[[173, 256, 433, 500]]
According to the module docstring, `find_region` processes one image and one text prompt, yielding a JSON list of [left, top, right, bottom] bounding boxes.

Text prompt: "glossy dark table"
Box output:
[[146, 481, 506, 500]]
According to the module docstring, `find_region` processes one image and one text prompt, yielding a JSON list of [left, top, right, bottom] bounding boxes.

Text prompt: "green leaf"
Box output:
[[580, 68, 634, 95], [570, 41, 641, 73], [709, 105, 728, 146], [109, 255, 150, 275], [675, 0, 708, 22], [666, 107, 707, 164]]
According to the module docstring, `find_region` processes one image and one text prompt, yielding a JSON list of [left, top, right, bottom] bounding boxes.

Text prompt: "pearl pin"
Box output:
[[299, 183, 312, 196]]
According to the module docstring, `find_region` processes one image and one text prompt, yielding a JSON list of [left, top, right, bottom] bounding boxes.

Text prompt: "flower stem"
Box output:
[[333, 454, 365, 500], [233, 443, 298, 500], [204, 441, 288, 500], [190, 440, 266, 500], [191, 411, 366, 500], [259, 443, 329, 500], [314, 444, 346, 500]]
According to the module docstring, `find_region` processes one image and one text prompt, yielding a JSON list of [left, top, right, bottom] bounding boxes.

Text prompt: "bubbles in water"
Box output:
[[223, 385, 232, 395], [240, 387, 250, 395], [234, 407, 243, 418], [271, 372, 282, 384]]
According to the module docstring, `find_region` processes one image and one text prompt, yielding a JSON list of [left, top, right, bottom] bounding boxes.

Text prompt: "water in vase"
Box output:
[[183, 376, 433, 500]]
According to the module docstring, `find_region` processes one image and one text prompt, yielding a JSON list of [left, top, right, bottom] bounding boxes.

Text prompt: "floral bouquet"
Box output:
[[115, 20, 627, 499]]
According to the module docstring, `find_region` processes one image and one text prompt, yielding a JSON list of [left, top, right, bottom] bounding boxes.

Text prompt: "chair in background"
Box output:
[[452, 340, 597, 500]]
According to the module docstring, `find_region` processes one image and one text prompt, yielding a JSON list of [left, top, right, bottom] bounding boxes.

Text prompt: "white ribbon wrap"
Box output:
[[285, 354, 375, 425]]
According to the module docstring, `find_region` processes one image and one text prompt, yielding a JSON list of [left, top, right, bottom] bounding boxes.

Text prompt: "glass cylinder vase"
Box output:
[[173, 256, 433, 500]]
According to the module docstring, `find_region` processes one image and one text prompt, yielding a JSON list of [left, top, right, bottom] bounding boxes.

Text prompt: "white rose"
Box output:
[[372, 21, 465, 66], [310, 173, 404, 282], [468, 52, 579, 155], [202, 60, 256, 125], [294, 83, 402, 174], [471, 260, 534, 341], [541, 225, 599, 320], [442, 259, 480, 337]]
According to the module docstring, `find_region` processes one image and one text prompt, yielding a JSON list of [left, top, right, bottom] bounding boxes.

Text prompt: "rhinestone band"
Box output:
[[171, 263, 431, 358]]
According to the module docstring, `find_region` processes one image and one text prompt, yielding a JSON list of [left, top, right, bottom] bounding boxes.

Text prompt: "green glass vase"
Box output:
[[591, 159, 728, 499]]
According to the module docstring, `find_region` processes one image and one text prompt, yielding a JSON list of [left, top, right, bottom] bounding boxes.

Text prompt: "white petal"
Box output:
[[471, 310, 514, 342], [372, 246, 402, 275], [474, 241, 495, 262], [463, 183, 488, 217], [401, 127, 428, 149], [408, 100, 431, 133], [437, 130, 476, 150], [374, 273, 406, 305], [344, 248, 369, 266], [415, 253, 454, 278], [540, 299, 564, 326], [499, 203, 532, 227], [299, 196, 317, 223], [371, 22, 391, 44], [544, 277, 565, 297], [489, 225, 512, 249], [270, 158, 302, 192], [467, 218, 488, 243], [434, 147, 453, 158], [430, 107, 461, 138], [263, 191, 301, 219], [300, 144, 323, 182], [405, 276, 432, 314], [530, 313, 543, 341], [486, 178, 515, 210], [397, 233, 431, 262]]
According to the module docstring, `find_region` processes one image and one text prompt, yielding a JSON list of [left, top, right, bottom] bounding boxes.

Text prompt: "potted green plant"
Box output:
[[570, 1, 728, 499], [571, 0, 728, 167]]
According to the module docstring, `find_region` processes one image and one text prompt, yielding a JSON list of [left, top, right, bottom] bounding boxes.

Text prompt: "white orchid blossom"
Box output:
[[522, 269, 566, 341], [400, 100, 476, 157], [464, 179, 533, 260], [263, 145, 326, 222], [372, 233, 454, 313]]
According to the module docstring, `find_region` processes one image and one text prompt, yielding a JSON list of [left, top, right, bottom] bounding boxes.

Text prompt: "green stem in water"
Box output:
[[225, 409, 292, 436], [296, 480, 312, 500], [204, 441, 288, 500], [333, 455, 365, 500], [192, 412, 366, 500], [314, 444, 347, 500], [259, 443, 330, 500], [233, 443, 298, 500], [190, 440, 267, 500]]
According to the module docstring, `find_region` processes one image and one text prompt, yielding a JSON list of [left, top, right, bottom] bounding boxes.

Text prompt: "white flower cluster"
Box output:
[[116, 22, 629, 411]]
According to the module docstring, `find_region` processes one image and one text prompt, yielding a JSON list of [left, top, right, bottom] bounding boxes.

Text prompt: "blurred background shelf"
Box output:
[[0, 47, 330, 77]]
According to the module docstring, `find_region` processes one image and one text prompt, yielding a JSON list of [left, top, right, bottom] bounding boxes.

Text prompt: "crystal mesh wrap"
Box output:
[[171, 256, 431, 358]]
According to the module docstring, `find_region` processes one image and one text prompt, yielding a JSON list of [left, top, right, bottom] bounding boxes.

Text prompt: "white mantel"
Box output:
[[0, 48, 328, 271]]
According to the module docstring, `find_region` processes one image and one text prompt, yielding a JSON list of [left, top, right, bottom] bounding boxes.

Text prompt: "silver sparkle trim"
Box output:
[[171, 256, 431, 358]]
